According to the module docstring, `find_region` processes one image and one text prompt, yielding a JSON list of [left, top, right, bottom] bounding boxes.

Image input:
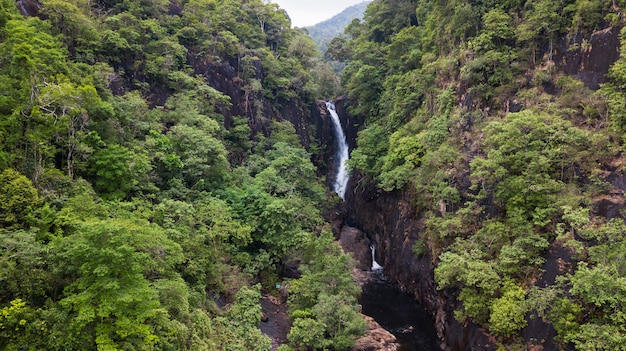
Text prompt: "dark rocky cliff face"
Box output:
[[16, 0, 40, 16], [554, 26, 622, 89], [336, 25, 624, 351], [189, 53, 319, 149], [343, 179, 496, 351]]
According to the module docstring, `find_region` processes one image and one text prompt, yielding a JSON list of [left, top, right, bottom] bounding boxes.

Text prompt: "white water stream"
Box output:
[[370, 244, 383, 272], [326, 101, 350, 200]]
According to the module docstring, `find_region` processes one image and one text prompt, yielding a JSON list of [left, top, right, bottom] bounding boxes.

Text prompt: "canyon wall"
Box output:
[[333, 25, 624, 350], [343, 179, 496, 351]]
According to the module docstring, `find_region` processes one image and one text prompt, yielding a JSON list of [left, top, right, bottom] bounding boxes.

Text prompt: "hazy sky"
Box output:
[[269, 0, 367, 27]]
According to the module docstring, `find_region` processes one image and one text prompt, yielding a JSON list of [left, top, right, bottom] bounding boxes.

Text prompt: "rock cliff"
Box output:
[[343, 179, 496, 351], [332, 25, 624, 351]]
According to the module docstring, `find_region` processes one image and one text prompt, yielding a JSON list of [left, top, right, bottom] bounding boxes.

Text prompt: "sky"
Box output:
[[269, 0, 368, 28]]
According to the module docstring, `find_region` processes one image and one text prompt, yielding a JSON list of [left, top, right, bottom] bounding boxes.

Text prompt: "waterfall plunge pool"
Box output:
[[360, 281, 441, 351]]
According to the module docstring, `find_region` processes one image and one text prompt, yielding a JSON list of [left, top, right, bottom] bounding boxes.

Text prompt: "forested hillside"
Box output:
[[0, 0, 361, 350], [336, 0, 626, 349], [5, 0, 626, 350]]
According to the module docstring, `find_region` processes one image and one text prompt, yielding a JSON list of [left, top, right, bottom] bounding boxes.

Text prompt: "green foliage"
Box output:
[[348, 123, 388, 179], [288, 317, 327, 350], [412, 238, 427, 257], [4, 0, 622, 348], [489, 283, 528, 339], [88, 144, 150, 200], [312, 293, 368, 349], [268, 120, 301, 148], [471, 110, 590, 223], [0, 230, 49, 305], [339, 0, 623, 347], [286, 231, 366, 349], [169, 123, 229, 190], [379, 129, 424, 191], [51, 219, 180, 350], [289, 231, 361, 310], [0, 169, 41, 227], [220, 285, 272, 351], [0, 0, 351, 350], [531, 260, 626, 349], [0, 299, 47, 351]]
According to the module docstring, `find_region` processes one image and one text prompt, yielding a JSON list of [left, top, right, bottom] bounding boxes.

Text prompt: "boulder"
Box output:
[[351, 315, 399, 351], [339, 226, 372, 271]]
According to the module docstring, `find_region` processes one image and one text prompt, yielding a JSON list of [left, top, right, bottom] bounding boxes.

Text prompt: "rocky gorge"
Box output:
[[315, 22, 626, 349]]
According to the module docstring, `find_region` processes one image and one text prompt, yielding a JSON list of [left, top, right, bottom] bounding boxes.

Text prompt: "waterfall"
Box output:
[[326, 101, 350, 200], [17, 0, 29, 15], [370, 244, 383, 272]]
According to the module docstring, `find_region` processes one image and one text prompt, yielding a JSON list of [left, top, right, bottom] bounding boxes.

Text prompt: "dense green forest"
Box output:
[[0, 0, 361, 350], [5, 0, 626, 350], [334, 0, 626, 349]]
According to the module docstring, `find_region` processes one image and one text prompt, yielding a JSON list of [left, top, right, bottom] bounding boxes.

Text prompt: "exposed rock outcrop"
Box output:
[[344, 176, 498, 351], [16, 0, 40, 16], [338, 225, 372, 271], [554, 26, 622, 89], [351, 315, 400, 351], [260, 295, 290, 351], [189, 54, 319, 149]]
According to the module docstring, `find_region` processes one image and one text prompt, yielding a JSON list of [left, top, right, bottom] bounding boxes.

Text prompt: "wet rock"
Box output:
[[281, 260, 301, 279], [345, 182, 439, 312], [324, 198, 347, 238], [593, 195, 625, 220], [351, 315, 399, 351], [260, 295, 290, 351], [339, 226, 372, 271], [442, 320, 497, 351], [16, 0, 40, 16], [345, 176, 497, 350]]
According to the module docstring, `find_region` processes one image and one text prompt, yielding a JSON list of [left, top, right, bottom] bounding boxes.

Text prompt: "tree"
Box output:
[[489, 283, 528, 339], [470, 110, 590, 224], [169, 123, 229, 190], [0, 16, 70, 178], [0, 298, 49, 351], [51, 218, 183, 350], [378, 129, 424, 191], [516, 0, 564, 63], [288, 317, 326, 350], [216, 284, 271, 351], [289, 231, 361, 311], [313, 293, 367, 350], [0, 169, 41, 228], [88, 144, 151, 200], [0, 229, 49, 305]]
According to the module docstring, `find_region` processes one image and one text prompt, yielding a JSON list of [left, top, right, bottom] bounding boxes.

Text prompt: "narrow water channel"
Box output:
[[360, 281, 440, 351]]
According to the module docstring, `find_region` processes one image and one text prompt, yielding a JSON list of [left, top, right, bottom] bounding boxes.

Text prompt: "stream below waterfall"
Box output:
[[360, 280, 440, 351], [327, 100, 440, 350]]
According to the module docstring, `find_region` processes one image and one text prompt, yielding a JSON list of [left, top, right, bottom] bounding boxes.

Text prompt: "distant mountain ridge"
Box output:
[[306, 1, 371, 54]]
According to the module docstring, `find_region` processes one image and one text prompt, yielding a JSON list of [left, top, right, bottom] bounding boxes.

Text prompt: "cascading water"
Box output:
[[326, 101, 350, 200], [326, 102, 437, 350], [370, 244, 383, 272]]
